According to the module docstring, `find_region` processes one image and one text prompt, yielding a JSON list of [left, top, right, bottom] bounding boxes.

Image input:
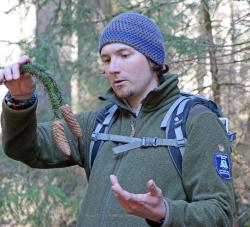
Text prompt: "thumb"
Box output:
[[147, 179, 162, 197], [17, 55, 31, 66]]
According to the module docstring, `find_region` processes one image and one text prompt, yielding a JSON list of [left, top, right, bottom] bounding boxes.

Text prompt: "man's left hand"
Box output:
[[110, 175, 166, 222]]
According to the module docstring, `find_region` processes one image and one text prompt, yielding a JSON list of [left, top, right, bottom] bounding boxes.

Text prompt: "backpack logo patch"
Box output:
[[215, 152, 232, 180]]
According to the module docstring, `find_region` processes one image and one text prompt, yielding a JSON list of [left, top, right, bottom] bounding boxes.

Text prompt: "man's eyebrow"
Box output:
[[116, 47, 132, 53], [101, 47, 133, 57], [100, 54, 109, 58]]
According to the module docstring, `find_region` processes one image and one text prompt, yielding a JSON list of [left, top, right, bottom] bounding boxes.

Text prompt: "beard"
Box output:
[[113, 84, 134, 100]]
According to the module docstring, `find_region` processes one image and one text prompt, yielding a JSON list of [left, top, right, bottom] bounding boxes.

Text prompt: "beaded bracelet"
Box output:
[[5, 91, 37, 110]]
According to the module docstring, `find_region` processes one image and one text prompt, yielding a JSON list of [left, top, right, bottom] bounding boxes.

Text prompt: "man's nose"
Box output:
[[108, 58, 120, 74]]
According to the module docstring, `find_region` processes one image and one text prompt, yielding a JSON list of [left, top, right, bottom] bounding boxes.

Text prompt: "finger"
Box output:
[[110, 175, 124, 195], [147, 180, 162, 197], [0, 69, 5, 84], [4, 66, 13, 81], [110, 175, 132, 200], [110, 175, 121, 187], [110, 175, 121, 193], [17, 55, 31, 65], [12, 63, 20, 80]]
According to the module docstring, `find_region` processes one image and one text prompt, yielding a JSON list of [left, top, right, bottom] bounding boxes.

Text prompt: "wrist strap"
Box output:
[[5, 91, 37, 110]]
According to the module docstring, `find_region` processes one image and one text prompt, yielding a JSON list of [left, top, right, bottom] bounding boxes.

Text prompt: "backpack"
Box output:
[[89, 92, 236, 177]]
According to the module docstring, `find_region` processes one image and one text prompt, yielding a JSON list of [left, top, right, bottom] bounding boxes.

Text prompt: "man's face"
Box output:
[[100, 43, 159, 108]]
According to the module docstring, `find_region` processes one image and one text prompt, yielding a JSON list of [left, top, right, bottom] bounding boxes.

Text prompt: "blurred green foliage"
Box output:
[[0, 146, 87, 226]]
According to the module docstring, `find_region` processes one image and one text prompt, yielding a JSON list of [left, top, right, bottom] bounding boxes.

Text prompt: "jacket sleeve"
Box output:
[[1, 100, 97, 169], [162, 111, 234, 227]]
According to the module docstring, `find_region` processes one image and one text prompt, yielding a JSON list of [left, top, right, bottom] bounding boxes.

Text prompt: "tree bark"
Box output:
[[201, 0, 220, 105]]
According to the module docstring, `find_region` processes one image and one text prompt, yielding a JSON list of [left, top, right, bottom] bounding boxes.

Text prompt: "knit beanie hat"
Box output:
[[98, 12, 165, 67]]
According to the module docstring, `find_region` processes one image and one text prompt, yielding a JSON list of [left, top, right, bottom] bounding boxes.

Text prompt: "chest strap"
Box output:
[[91, 132, 183, 154]]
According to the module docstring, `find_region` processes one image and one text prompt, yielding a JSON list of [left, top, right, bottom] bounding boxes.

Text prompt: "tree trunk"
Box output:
[[201, 0, 220, 105], [196, 4, 208, 96]]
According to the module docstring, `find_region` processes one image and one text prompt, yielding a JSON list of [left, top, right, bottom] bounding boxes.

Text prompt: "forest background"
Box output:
[[0, 0, 249, 226]]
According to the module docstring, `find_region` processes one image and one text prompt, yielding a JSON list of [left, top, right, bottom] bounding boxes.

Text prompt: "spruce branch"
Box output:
[[20, 63, 63, 119], [19, 63, 83, 156]]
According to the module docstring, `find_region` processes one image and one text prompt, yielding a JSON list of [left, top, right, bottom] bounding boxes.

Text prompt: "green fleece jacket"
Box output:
[[1, 75, 234, 227]]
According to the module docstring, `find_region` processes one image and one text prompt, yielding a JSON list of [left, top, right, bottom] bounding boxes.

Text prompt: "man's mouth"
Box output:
[[114, 79, 127, 86]]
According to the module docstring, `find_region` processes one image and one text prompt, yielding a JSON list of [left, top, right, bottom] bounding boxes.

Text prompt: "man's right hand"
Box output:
[[0, 55, 36, 100]]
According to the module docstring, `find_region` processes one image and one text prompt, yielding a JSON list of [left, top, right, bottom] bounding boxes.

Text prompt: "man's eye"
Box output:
[[102, 59, 110, 64], [121, 54, 129, 58]]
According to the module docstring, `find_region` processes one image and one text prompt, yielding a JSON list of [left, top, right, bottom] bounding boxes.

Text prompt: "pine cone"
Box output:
[[60, 104, 83, 138], [51, 120, 71, 156]]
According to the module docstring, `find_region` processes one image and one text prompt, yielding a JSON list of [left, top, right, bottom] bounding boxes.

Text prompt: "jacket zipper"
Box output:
[[99, 113, 138, 226], [130, 118, 136, 137], [98, 154, 123, 227]]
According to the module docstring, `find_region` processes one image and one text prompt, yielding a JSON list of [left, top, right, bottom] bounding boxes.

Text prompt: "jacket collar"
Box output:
[[99, 74, 180, 114]]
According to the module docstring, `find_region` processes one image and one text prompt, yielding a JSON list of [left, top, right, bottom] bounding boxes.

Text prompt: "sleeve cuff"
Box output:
[[161, 198, 173, 226], [145, 198, 172, 227]]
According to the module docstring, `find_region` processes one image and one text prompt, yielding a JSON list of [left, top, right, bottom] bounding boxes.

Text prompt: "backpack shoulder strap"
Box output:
[[161, 92, 236, 177], [88, 104, 118, 171], [161, 95, 192, 177]]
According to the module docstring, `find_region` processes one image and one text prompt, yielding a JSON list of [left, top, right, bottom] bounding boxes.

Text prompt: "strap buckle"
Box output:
[[141, 137, 157, 147], [91, 132, 98, 141]]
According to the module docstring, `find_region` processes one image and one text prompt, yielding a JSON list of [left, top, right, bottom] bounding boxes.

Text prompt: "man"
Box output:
[[0, 12, 234, 226]]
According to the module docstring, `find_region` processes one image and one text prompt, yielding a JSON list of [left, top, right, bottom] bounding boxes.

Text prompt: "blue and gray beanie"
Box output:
[[98, 12, 165, 67]]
